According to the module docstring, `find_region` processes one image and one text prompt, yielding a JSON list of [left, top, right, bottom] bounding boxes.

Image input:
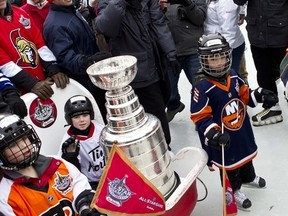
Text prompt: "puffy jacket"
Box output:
[[233, 0, 288, 48], [43, 4, 99, 83], [96, 0, 176, 88], [165, 0, 207, 56]]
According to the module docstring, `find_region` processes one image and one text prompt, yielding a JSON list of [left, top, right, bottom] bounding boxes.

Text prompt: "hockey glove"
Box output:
[[2, 87, 28, 118], [50, 72, 70, 89], [61, 136, 81, 169], [205, 127, 230, 150], [85, 51, 112, 67], [31, 79, 54, 100], [62, 136, 80, 153], [253, 87, 278, 109], [76, 190, 107, 216]]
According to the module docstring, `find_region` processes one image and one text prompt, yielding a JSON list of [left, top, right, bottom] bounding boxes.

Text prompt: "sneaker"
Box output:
[[166, 102, 185, 122], [251, 104, 283, 126], [234, 190, 252, 210], [244, 176, 266, 188]]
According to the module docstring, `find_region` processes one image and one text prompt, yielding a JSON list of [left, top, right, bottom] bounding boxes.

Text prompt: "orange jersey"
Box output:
[[0, 155, 91, 216]]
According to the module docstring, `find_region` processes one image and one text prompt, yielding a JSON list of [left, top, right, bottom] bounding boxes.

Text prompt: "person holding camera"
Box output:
[[59, 95, 106, 191], [160, 0, 207, 122]]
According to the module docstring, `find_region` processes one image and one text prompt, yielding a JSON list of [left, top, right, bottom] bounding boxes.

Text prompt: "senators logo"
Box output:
[[10, 29, 39, 68], [221, 98, 246, 130]]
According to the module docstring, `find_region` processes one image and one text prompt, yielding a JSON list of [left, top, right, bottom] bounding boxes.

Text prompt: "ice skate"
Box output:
[[234, 189, 252, 211], [252, 104, 283, 126], [243, 176, 266, 188]]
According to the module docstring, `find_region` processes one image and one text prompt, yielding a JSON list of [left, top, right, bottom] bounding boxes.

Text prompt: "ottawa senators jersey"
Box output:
[[0, 155, 91, 215], [0, 6, 56, 81], [190, 70, 258, 170]]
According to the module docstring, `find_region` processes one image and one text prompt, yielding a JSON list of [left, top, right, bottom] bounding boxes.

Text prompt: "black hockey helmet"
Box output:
[[198, 33, 232, 78], [0, 113, 41, 170], [64, 95, 94, 125]]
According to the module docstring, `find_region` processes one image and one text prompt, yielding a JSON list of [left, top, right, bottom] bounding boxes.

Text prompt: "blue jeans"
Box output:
[[167, 54, 201, 111]]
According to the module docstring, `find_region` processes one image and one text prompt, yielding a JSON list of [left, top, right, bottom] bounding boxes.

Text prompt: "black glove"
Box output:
[[62, 136, 80, 153], [85, 51, 112, 67], [169, 60, 182, 75], [50, 72, 70, 89], [125, 0, 142, 10], [81, 208, 107, 216], [62, 136, 80, 169], [253, 87, 279, 109], [2, 87, 28, 118], [31, 79, 54, 100], [205, 127, 230, 150]]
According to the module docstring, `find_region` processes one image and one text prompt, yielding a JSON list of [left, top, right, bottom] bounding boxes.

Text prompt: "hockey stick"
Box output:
[[221, 122, 227, 216]]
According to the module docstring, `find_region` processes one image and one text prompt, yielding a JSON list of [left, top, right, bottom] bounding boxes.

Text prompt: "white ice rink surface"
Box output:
[[169, 25, 288, 216]]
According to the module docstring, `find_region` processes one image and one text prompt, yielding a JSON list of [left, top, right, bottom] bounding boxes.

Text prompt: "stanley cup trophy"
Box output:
[[87, 55, 180, 199]]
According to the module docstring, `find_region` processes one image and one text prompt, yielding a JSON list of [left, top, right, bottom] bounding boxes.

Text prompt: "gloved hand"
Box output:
[[31, 79, 54, 100], [205, 127, 230, 150], [2, 87, 28, 118], [85, 51, 112, 67], [51, 72, 70, 89], [125, 0, 142, 10], [253, 87, 279, 109], [169, 60, 182, 75], [80, 208, 107, 216], [62, 136, 80, 154]]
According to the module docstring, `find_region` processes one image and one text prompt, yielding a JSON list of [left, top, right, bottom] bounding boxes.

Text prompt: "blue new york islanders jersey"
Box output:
[[190, 70, 258, 170]]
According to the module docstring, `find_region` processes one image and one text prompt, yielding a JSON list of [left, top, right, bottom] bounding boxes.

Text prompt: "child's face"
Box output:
[[3, 136, 33, 164], [206, 53, 226, 71], [71, 114, 91, 130]]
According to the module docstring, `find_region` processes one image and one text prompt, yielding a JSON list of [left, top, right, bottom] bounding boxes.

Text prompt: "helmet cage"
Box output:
[[199, 49, 232, 78], [0, 122, 41, 170], [198, 34, 232, 78]]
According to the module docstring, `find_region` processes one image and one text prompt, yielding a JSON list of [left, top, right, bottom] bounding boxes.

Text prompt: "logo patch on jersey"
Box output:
[[29, 98, 57, 128], [52, 172, 72, 195], [221, 98, 246, 130], [10, 29, 39, 68], [106, 175, 135, 207], [19, 15, 31, 29]]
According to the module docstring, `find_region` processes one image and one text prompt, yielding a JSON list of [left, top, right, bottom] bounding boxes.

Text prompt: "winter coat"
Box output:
[[205, 0, 245, 49], [43, 4, 99, 84], [95, 0, 176, 88], [165, 0, 207, 56], [233, 0, 288, 48]]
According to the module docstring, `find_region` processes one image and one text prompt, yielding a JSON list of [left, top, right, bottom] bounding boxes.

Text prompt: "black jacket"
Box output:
[[96, 0, 176, 88], [234, 0, 288, 48]]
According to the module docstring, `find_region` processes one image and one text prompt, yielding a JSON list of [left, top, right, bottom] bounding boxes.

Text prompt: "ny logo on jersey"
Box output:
[[221, 98, 246, 130]]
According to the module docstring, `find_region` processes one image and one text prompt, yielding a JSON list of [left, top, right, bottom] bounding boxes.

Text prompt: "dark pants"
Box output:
[[231, 42, 245, 74], [250, 45, 287, 94], [134, 81, 171, 146], [219, 160, 256, 192]]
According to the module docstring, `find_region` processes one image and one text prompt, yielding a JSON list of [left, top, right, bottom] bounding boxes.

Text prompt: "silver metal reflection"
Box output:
[[87, 55, 178, 199]]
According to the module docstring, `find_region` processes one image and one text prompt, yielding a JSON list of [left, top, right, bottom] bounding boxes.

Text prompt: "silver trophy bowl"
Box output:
[[86, 55, 137, 91], [87, 55, 179, 199]]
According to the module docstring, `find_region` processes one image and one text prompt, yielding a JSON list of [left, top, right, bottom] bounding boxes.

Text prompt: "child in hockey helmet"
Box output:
[[61, 95, 106, 190], [198, 33, 232, 80], [0, 113, 41, 170]]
